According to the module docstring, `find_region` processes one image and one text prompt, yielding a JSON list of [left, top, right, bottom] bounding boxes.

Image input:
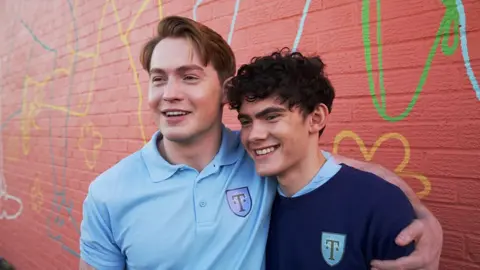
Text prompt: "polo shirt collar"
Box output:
[[141, 125, 242, 182]]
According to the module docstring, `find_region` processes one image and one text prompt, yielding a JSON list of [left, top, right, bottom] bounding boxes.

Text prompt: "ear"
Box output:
[[308, 103, 329, 134], [221, 76, 234, 106]]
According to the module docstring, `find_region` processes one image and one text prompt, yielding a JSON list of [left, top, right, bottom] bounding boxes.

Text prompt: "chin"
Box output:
[[255, 165, 281, 177], [161, 127, 195, 142]]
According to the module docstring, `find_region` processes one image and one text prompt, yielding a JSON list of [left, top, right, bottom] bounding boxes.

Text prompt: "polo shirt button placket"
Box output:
[[199, 201, 207, 207]]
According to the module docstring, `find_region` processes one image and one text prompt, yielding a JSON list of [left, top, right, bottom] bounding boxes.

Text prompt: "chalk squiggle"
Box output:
[[193, 0, 202, 21], [456, 0, 480, 100], [292, 0, 312, 52], [0, 57, 24, 221], [193, 0, 241, 45]]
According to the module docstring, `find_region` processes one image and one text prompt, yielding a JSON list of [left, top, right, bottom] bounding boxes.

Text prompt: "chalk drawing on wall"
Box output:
[[77, 122, 103, 170], [0, 171, 23, 221], [292, 0, 312, 52], [12, 0, 165, 257], [457, 0, 480, 100], [115, 0, 164, 144], [193, 0, 241, 45], [0, 62, 24, 221], [361, 0, 467, 122], [30, 173, 44, 213], [332, 130, 431, 199]]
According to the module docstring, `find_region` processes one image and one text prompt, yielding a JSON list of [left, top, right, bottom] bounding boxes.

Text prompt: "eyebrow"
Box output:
[[149, 65, 205, 75], [238, 106, 287, 120]]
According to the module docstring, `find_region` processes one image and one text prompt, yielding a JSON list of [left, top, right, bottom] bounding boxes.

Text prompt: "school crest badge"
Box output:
[[321, 232, 346, 266], [226, 187, 252, 217]]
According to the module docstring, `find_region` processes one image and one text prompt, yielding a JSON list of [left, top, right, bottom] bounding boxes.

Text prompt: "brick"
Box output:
[[466, 235, 480, 263], [442, 232, 465, 260], [428, 204, 480, 233], [420, 177, 457, 204], [233, 0, 303, 31], [422, 150, 480, 179], [300, 3, 361, 37], [458, 180, 480, 208]]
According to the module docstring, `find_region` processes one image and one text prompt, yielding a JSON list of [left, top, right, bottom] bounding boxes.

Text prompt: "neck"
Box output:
[[158, 123, 223, 172], [277, 143, 326, 197]]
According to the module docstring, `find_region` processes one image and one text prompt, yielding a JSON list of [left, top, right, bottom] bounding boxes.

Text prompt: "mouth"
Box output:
[[253, 144, 280, 157], [161, 110, 191, 117]]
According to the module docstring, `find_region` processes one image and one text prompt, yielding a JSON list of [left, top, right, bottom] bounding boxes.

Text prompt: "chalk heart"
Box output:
[[332, 130, 431, 199]]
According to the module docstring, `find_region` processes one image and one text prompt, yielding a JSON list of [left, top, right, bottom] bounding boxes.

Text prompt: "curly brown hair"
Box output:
[[225, 48, 335, 136]]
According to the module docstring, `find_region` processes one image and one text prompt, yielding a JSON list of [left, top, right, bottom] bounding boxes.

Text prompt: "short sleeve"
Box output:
[[369, 182, 416, 260], [80, 184, 125, 270]]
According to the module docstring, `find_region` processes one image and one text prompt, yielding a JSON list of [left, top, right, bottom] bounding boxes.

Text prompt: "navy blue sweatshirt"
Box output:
[[265, 164, 415, 270]]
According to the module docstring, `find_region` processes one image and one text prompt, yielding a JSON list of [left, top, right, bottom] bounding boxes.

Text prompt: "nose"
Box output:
[[248, 122, 268, 142], [163, 79, 183, 102]]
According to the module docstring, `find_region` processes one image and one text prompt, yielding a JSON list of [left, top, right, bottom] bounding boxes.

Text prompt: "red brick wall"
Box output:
[[0, 0, 479, 269]]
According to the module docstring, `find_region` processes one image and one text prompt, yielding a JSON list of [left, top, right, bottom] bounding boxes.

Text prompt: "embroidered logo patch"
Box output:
[[321, 232, 347, 266], [225, 187, 252, 217]]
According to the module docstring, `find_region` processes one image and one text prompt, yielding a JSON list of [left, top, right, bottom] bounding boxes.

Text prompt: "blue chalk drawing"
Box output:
[[193, 0, 241, 45], [193, 0, 203, 21], [456, 0, 480, 100], [227, 0, 241, 45], [292, 0, 312, 51]]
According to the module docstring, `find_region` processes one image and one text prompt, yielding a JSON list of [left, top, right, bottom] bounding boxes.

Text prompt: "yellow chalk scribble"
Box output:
[[30, 174, 44, 213], [332, 130, 431, 198], [19, 0, 165, 153], [77, 122, 103, 170]]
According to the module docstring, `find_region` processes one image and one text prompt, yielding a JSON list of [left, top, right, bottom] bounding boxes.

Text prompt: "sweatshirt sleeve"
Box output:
[[367, 180, 416, 261]]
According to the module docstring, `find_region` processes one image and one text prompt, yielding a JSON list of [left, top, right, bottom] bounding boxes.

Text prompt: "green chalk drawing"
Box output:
[[362, 0, 460, 122]]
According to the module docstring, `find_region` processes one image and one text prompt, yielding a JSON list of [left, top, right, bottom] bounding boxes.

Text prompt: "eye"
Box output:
[[239, 119, 251, 127], [266, 114, 279, 121], [152, 76, 166, 84], [183, 75, 199, 82]]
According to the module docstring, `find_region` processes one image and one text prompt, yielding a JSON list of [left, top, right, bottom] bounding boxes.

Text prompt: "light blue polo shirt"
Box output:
[[80, 125, 277, 270]]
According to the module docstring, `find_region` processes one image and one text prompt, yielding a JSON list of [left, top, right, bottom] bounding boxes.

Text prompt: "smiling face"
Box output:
[[238, 96, 314, 176], [148, 37, 223, 143]]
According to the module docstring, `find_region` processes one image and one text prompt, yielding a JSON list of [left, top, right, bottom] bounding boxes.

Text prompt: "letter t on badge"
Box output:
[[321, 232, 346, 266], [226, 187, 252, 217]]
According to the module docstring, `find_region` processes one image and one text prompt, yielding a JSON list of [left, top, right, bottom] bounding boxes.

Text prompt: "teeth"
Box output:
[[165, 111, 187, 116], [255, 147, 276, 156]]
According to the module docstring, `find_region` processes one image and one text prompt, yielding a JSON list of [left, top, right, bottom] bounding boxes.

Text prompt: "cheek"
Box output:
[[277, 124, 308, 157], [148, 87, 162, 109], [240, 130, 249, 147], [189, 86, 221, 112]]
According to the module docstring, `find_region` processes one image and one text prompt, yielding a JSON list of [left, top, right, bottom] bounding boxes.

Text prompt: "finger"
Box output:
[[396, 219, 424, 246], [371, 253, 425, 270]]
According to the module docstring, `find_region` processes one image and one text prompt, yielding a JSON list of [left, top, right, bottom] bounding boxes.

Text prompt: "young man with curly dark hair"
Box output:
[[226, 48, 418, 269]]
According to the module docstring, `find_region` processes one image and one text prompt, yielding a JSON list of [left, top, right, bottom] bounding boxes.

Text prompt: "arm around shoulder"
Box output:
[[80, 182, 125, 270]]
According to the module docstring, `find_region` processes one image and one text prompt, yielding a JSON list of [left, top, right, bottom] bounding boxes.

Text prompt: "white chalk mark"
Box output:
[[227, 0, 241, 45], [292, 0, 312, 51], [456, 0, 480, 100], [0, 57, 24, 221], [193, 0, 204, 21]]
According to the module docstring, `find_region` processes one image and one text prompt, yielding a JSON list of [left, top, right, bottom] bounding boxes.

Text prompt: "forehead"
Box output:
[[150, 37, 205, 71]]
